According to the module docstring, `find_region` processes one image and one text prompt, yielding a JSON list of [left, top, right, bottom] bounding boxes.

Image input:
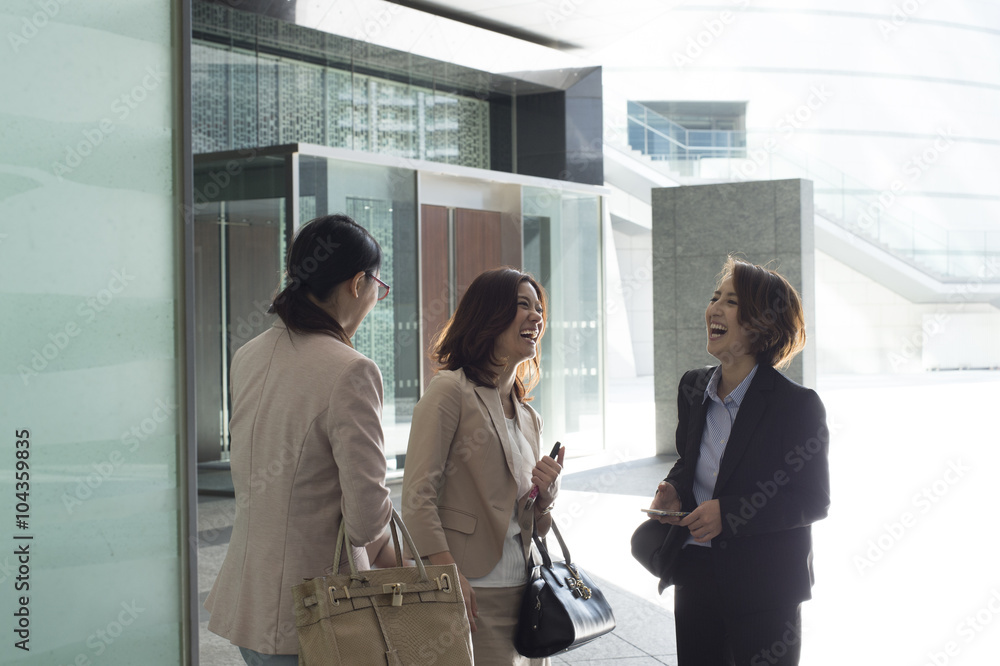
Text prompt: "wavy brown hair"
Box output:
[[720, 256, 806, 370], [433, 267, 547, 403]]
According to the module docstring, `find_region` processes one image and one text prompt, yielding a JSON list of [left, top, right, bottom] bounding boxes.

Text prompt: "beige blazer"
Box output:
[[205, 321, 393, 655], [401, 368, 544, 579]]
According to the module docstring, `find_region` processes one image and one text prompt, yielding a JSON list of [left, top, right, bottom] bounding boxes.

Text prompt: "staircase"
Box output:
[[610, 102, 1000, 306]]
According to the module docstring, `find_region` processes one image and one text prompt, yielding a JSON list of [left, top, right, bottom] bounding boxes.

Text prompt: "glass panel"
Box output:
[[305, 157, 419, 462], [194, 155, 287, 461], [0, 1, 184, 663], [190, 4, 492, 169], [523, 188, 604, 454]]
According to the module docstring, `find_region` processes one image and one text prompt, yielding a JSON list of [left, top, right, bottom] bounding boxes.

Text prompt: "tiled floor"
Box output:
[[197, 370, 1000, 665], [196, 453, 683, 665]]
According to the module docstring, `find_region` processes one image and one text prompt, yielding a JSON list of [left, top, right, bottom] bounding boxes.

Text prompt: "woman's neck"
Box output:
[[717, 357, 757, 400], [496, 364, 517, 409]]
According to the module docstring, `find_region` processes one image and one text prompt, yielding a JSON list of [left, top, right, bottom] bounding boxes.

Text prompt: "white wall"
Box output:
[[610, 221, 654, 376], [815, 251, 1000, 374], [601, 2, 1000, 234]]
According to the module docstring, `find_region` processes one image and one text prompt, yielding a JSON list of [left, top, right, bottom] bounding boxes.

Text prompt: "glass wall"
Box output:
[[303, 157, 419, 462], [523, 187, 605, 454], [0, 1, 187, 664], [193, 151, 419, 463]]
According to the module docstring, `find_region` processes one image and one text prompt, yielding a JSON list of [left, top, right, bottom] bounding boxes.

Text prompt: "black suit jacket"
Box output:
[[653, 364, 830, 613]]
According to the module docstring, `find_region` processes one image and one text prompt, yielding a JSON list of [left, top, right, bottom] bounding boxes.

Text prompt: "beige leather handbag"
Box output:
[[292, 508, 473, 665]]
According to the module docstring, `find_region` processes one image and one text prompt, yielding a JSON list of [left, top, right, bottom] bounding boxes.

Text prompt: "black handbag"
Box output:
[[630, 518, 686, 592], [514, 520, 616, 658]]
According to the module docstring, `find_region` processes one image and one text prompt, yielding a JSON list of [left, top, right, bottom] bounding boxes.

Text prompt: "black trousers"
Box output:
[[673, 545, 803, 666]]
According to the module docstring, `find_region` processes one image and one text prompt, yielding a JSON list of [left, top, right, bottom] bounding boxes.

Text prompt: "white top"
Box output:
[[467, 415, 534, 587]]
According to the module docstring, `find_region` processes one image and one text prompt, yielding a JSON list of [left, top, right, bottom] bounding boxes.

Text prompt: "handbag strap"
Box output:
[[529, 518, 573, 571], [332, 507, 431, 583]]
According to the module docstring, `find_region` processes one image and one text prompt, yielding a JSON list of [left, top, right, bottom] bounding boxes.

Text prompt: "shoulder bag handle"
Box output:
[[332, 507, 431, 584]]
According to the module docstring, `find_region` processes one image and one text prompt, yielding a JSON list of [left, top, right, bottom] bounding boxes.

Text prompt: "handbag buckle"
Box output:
[[383, 583, 406, 607], [564, 564, 592, 600], [437, 573, 452, 593]]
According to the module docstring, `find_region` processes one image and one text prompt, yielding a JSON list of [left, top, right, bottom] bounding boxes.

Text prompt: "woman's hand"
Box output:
[[456, 569, 478, 633], [681, 499, 722, 543], [531, 445, 565, 509], [366, 530, 400, 569], [650, 481, 686, 525], [429, 551, 478, 633]]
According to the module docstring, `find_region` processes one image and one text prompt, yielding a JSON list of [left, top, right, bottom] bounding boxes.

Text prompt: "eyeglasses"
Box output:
[[369, 273, 390, 301]]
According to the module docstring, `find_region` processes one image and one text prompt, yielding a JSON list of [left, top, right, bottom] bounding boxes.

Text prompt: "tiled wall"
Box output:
[[652, 179, 815, 454]]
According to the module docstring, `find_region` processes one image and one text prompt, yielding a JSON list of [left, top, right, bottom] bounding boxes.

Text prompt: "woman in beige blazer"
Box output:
[[402, 267, 566, 666], [205, 215, 396, 665]]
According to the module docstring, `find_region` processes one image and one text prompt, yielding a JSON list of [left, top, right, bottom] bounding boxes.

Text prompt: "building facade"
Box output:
[[190, 1, 608, 464]]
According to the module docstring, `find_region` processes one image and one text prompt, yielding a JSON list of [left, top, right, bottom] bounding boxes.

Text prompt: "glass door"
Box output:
[[193, 155, 287, 462]]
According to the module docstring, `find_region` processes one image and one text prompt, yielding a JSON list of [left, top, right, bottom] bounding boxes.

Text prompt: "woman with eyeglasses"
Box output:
[[205, 214, 396, 665], [402, 267, 565, 666]]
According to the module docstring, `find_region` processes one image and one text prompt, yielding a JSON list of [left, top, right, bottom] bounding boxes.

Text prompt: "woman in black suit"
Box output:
[[647, 256, 830, 666]]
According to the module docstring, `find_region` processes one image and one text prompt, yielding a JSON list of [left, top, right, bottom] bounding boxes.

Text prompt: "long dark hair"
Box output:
[[721, 256, 806, 370], [433, 267, 547, 403], [271, 214, 381, 346]]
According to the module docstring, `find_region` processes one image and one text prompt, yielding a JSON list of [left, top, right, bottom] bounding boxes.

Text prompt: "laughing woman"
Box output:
[[647, 256, 830, 666], [402, 267, 565, 666]]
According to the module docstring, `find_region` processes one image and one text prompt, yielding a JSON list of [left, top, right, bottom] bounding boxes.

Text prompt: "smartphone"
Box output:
[[641, 508, 690, 517], [547, 442, 562, 459]]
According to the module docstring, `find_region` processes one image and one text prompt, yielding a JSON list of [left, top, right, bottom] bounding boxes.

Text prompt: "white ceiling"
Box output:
[[385, 0, 687, 52]]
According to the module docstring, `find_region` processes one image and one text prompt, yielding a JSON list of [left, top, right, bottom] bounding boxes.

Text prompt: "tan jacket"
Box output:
[[205, 321, 393, 655], [401, 368, 544, 579]]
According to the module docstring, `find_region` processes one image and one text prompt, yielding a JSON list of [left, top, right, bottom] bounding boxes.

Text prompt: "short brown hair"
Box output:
[[433, 267, 547, 402], [720, 256, 806, 370]]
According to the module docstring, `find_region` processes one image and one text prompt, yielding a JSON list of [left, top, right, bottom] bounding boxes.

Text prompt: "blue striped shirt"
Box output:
[[686, 364, 759, 548]]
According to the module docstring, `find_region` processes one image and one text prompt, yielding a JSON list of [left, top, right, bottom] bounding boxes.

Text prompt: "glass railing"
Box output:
[[626, 101, 745, 161], [620, 101, 1000, 281]]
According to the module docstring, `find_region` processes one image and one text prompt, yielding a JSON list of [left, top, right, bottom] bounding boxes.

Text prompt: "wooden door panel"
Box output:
[[454, 208, 502, 302], [420, 205, 449, 389]]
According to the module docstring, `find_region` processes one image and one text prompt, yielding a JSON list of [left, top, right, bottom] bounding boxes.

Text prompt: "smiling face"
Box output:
[[705, 276, 755, 367], [494, 281, 545, 367]]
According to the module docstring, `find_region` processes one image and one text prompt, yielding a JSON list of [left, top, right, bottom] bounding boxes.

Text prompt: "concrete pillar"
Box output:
[[652, 179, 816, 455]]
